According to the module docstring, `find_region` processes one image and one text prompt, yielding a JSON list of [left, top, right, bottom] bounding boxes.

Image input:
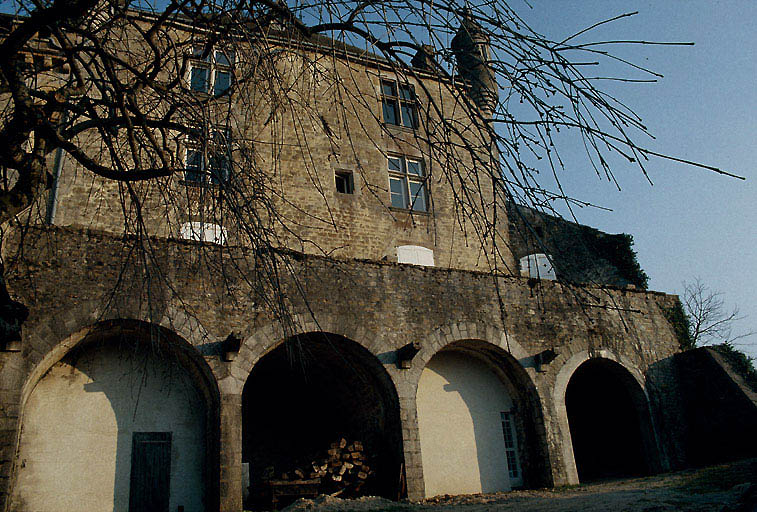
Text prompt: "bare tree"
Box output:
[[0, 0, 740, 340], [682, 277, 755, 347]]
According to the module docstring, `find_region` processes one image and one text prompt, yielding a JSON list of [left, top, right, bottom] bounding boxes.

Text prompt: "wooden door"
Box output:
[[129, 432, 172, 512]]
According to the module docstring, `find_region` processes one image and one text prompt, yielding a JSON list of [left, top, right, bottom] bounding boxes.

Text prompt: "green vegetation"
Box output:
[[580, 230, 649, 290], [662, 299, 695, 351]]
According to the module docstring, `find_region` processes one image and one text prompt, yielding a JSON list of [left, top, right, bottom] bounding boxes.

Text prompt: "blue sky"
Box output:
[[515, 1, 757, 357]]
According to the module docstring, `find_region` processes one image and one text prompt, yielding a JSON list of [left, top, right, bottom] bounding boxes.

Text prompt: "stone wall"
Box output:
[[507, 203, 648, 288], [673, 347, 757, 468], [0, 225, 685, 510]]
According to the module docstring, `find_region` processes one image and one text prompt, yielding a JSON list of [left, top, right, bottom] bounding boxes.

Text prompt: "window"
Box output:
[[189, 47, 234, 96], [501, 411, 521, 480], [180, 222, 227, 245], [335, 170, 354, 194], [388, 155, 427, 212], [519, 253, 556, 280], [396, 245, 434, 267], [184, 129, 232, 185], [381, 80, 417, 128]]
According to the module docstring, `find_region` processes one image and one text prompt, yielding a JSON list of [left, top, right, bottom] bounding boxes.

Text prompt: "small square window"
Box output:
[[335, 170, 354, 194]]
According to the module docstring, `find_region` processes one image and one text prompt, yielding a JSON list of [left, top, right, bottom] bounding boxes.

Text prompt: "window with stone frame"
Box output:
[[388, 155, 427, 212], [183, 128, 232, 185], [189, 46, 234, 96], [381, 80, 418, 129]]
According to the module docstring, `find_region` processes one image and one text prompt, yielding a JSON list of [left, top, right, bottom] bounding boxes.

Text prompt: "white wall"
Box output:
[[416, 351, 515, 497], [12, 343, 207, 512]]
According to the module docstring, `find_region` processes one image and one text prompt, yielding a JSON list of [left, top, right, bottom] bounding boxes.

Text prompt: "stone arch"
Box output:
[[228, 312, 385, 393], [553, 349, 659, 484], [411, 324, 551, 497], [237, 319, 403, 506], [11, 319, 220, 512]]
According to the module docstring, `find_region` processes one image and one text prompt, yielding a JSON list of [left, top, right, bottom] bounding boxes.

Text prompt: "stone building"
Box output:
[[0, 7, 751, 512]]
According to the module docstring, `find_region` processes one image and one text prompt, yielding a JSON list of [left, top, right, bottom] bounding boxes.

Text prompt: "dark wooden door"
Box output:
[[129, 432, 172, 512]]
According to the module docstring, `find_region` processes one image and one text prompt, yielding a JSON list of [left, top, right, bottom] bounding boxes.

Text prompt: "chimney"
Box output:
[[451, 8, 498, 115]]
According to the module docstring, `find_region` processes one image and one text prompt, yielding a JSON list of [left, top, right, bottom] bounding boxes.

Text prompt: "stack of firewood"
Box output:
[[269, 438, 372, 496]]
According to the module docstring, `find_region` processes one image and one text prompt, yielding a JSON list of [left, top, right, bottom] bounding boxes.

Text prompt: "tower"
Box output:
[[451, 8, 498, 116]]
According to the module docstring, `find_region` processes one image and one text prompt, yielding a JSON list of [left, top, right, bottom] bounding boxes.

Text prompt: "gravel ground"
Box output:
[[280, 458, 757, 512]]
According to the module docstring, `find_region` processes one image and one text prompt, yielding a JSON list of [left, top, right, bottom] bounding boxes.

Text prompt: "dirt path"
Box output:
[[281, 459, 757, 512]]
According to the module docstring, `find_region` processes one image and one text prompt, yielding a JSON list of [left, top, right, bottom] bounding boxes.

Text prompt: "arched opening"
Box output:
[[416, 341, 550, 497], [242, 332, 403, 508], [565, 358, 653, 482], [11, 321, 219, 512]]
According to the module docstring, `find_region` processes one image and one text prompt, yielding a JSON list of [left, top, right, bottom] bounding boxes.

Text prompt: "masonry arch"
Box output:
[[241, 331, 403, 507], [10, 320, 220, 512], [554, 351, 658, 484], [415, 339, 551, 497]]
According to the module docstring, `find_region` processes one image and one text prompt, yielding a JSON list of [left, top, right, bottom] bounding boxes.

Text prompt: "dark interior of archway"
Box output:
[[242, 333, 403, 508], [565, 359, 648, 482]]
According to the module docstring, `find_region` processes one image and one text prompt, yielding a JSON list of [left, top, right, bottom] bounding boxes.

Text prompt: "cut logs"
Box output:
[[266, 438, 373, 498]]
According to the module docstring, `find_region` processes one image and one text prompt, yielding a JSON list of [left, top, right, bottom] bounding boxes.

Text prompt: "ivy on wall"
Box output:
[[661, 299, 695, 351], [507, 204, 649, 289]]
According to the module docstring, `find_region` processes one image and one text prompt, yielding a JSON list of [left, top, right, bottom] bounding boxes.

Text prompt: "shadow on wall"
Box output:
[[13, 340, 208, 512]]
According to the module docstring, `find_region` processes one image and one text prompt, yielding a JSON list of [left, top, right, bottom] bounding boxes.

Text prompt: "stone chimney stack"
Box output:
[[451, 8, 498, 116]]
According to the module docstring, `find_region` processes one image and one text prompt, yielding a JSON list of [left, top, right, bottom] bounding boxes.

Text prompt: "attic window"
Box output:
[[335, 170, 354, 194]]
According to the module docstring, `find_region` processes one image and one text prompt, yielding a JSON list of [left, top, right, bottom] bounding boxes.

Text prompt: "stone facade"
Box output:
[[0, 9, 706, 512]]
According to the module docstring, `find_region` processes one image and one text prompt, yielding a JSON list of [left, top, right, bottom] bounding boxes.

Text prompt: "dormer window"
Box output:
[[381, 80, 417, 128], [189, 47, 234, 96]]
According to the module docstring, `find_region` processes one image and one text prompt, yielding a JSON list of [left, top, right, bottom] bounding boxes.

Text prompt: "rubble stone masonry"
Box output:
[[0, 226, 684, 510]]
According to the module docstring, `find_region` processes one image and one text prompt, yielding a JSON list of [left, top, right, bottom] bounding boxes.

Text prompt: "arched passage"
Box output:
[[415, 340, 550, 497], [242, 332, 403, 507], [10, 321, 219, 512], [565, 358, 654, 482]]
